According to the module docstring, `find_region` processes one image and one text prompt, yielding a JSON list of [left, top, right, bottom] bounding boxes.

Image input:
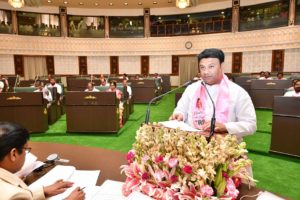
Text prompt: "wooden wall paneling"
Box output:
[[46, 56, 55, 75], [110, 56, 119, 75], [141, 56, 149, 75], [172, 55, 179, 75], [232, 52, 242, 73], [78, 56, 87, 75], [272, 50, 284, 72], [14, 55, 24, 76]]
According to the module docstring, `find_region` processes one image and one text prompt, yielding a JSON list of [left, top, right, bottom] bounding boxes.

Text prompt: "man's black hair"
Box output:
[[197, 48, 225, 64], [0, 122, 29, 161]]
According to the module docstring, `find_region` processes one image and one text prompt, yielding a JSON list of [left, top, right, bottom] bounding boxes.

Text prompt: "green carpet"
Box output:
[[30, 92, 300, 200]]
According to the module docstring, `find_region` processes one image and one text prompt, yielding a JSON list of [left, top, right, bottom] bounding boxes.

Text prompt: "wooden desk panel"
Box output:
[[131, 80, 157, 103], [270, 96, 300, 157], [250, 80, 292, 109], [0, 92, 48, 132], [65, 92, 119, 133], [234, 76, 253, 95], [67, 78, 101, 91]]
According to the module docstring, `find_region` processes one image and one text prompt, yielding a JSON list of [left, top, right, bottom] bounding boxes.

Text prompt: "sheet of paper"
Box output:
[[257, 191, 285, 200], [159, 120, 202, 132], [89, 180, 125, 200], [15, 153, 44, 178], [126, 191, 153, 200]]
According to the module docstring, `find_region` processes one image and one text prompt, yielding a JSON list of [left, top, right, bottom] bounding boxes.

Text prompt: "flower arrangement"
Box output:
[[121, 124, 255, 200]]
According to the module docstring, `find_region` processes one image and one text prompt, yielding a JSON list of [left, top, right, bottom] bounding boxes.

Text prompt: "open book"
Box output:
[[29, 165, 100, 200]]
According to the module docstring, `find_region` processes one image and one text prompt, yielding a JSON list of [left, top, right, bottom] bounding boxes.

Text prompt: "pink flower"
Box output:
[[182, 165, 193, 174], [126, 150, 135, 164], [142, 172, 149, 180], [168, 158, 178, 168], [200, 185, 214, 197], [154, 155, 164, 164], [142, 155, 150, 163], [222, 171, 229, 179], [154, 170, 165, 181], [226, 178, 239, 199], [170, 175, 178, 183]]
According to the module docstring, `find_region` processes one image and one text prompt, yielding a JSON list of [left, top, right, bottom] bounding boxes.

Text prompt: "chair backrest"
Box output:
[[14, 87, 36, 93]]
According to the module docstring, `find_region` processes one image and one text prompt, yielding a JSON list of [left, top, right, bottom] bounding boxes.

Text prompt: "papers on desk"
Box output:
[[89, 180, 152, 200], [159, 120, 202, 132], [29, 165, 100, 200], [257, 191, 285, 200], [15, 153, 44, 178]]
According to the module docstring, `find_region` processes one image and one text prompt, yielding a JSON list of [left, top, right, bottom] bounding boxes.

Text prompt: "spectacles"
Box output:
[[23, 147, 32, 154]]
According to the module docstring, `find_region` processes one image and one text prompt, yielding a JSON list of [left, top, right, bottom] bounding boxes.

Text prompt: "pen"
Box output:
[[80, 187, 85, 191]]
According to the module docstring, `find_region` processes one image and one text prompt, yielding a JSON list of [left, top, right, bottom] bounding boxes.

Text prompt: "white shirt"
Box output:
[[47, 83, 62, 95], [0, 81, 4, 91], [125, 85, 132, 98], [84, 88, 100, 92], [34, 88, 53, 102], [284, 90, 300, 97], [173, 80, 257, 140]]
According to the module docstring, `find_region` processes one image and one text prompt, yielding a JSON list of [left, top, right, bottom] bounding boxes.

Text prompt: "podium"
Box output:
[[250, 80, 292, 109], [270, 96, 300, 157], [65, 91, 120, 133], [131, 79, 157, 103], [0, 92, 48, 132]]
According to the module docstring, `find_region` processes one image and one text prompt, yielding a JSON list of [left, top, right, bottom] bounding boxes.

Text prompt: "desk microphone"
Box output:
[[13, 75, 19, 93], [201, 81, 216, 141], [144, 80, 192, 124]]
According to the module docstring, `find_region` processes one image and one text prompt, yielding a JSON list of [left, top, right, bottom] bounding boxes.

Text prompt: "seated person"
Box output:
[[258, 71, 265, 79], [100, 79, 109, 86], [106, 81, 123, 127], [276, 72, 286, 80], [259, 71, 273, 80], [0, 122, 85, 200], [284, 79, 300, 97], [0, 81, 4, 93], [193, 72, 202, 81], [0, 75, 9, 92], [34, 81, 53, 103], [154, 73, 163, 83], [47, 77, 62, 95], [84, 82, 99, 92], [122, 79, 132, 100]]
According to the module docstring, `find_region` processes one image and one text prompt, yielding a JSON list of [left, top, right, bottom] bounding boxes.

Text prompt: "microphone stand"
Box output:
[[13, 75, 19, 93], [145, 81, 191, 124], [201, 81, 216, 141]]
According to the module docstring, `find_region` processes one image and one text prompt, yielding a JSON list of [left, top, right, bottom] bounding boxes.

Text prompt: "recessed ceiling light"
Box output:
[[168, 0, 172, 3], [63, 1, 68, 4], [79, 2, 84, 5], [138, 2, 142, 5], [109, 2, 113, 6], [47, 0, 52, 3], [94, 2, 99, 6], [153, 1, 157, 4], [124, 2, 128, 6]]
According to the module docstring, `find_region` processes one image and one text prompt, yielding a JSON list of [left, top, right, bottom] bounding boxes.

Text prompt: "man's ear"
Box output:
[[9, 148, 18, 162]]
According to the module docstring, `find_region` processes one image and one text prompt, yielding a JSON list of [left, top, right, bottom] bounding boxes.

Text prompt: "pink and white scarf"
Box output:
[[192, 75, 231, 130]]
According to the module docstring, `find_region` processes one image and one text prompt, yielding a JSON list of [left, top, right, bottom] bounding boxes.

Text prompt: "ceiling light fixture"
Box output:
[[79, 2, 83, 5], [138, 2, 142, 5], [109, 2, 113, 6], [47, 0, 52, 3], [124, 2, 128, 6], [176, 0, 190, 9], [63, 1, 68, 4], [94, 2, 99, 6], [153, 1, 157, 4], [8, 0, 25, 8]]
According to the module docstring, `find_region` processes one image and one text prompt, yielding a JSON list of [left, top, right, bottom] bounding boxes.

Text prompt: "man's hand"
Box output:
[[65, 187, 85, 200], [169, 113, 184, 121], [202, 121, 228, 133], [44, 179, 74, 197]]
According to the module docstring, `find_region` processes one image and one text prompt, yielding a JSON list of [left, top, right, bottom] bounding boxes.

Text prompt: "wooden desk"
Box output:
[[66, 78, 101, 91], [28, 142, 127, 185], [234, 76, 253, 95], [27, 142, 264, 198], [131, 79, 157, 103], [250, 80, 292, 109], [270, 96, 300, 157], [65, 91, 120, 133], [0, 92, 48, 132]]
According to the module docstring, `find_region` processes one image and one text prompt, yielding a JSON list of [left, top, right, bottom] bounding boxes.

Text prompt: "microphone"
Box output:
[[201, 81, 216, 141], [145, 80, 192, 124], [13, 75, 19, 93]]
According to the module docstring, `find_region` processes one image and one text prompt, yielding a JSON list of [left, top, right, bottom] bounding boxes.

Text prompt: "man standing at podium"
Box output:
[[170, 48, 256, 140], [0, 122, 85, 200]]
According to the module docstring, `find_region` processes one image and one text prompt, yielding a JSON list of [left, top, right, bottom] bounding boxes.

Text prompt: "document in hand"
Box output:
[[29, 165, 100, 200], [159, 120, 203, 132]]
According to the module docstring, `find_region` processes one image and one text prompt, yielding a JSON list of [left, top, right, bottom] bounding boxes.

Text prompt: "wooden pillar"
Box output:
[[289, 0, 295, 26], [12, 10, 18, 34], [144, 8, 150, 38], [231, 0, 240, 33], [59, 6, 68, 37], [105, 16, 109, 38]]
